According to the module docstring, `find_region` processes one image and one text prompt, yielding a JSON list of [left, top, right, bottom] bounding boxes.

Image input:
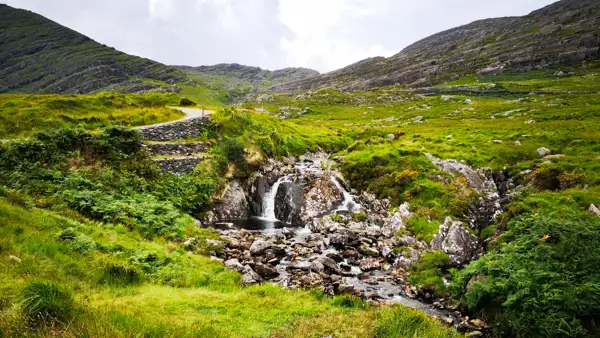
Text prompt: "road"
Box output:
[[136, 106, 214, 130]]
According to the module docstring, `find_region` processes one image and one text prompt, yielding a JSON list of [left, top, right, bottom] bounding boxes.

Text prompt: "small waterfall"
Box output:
[[261, 175, 292, 221], [331, 175, 359, 212]]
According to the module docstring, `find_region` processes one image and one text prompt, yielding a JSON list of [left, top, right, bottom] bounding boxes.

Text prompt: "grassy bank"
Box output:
[[0, 92, 185, 139]]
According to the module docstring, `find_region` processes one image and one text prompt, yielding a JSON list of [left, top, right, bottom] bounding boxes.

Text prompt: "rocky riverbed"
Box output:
[[203, 153, 511, 335]]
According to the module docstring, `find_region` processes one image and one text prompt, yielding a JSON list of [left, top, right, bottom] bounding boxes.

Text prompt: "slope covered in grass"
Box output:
[[0, 93, 185, 139]]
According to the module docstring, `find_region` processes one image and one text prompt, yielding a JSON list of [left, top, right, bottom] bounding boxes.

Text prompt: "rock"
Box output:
[[536, 147, 551, 157], [359, 258, 381, 271], [464, 99, 473, 104], [242, 266, 263, 285], [254, 263, 279, 279], [387, 134, 395, 141], [430, 217, 480, 266], [358, 244, 380, 257], [8, 254, 21, 263], [465, 331, 484, 338], [249, 240, 275, 255], [326, 252, 343, 262], [493, 140, 503, 144], [287, 260, 312, 271], [213, 180, 249, 219], [320, 257, 341, 273], [311, 260, 325, 273], [589, 204, 600, 217], [183, 237, 197, 250], [301, 174, 344, 220], [469, 319, 488, 328], [543, 154, 565, 160], [514, 140, 521, 146], [224, 258, 245, 273]]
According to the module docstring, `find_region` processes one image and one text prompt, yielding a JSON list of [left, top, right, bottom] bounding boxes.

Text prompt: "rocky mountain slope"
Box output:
[[177, 63, 319, 89], [271, 0, 600, 91], [0, 4, 186, 94]]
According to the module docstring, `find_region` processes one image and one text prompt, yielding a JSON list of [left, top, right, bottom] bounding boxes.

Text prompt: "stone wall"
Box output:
[[154, 157, 204, 174], [144, 142, 208, 156], [141, 117, 210, 141]]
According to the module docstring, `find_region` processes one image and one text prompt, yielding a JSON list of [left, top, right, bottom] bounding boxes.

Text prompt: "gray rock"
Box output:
[[254, 263, 279, 279], [514, 140, 521, 146], [242, 266, 263, 285], [359, 258, 381, 271], [249, 240, 275, 255], [589, 204, 600, 217], [431, 217, 480, 266], [387, 134, 395, 141], [537, 147, 551, 157], [224, 258, 245, 273], [214, 181, 248, 219]]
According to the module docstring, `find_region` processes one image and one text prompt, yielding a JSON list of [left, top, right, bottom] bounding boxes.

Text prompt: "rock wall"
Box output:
[[140, 117, 210, 141], [144, 142, 208, 156], [153, 157, 203, 174]]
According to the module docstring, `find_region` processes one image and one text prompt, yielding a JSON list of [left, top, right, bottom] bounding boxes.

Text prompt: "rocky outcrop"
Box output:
[[431, 217, 480, 266], [213, 181, 249, 219], [140, 117, 211, 141], [301, 174, 344, 220]]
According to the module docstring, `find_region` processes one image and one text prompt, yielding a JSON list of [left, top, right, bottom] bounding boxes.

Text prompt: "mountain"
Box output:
[[176, 63, 319, 89], [271, 0, 600, 91], [0, 4, 186, 94]]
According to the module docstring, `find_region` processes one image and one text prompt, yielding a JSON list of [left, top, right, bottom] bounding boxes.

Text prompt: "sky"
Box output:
[[4, 0, 558, 73]]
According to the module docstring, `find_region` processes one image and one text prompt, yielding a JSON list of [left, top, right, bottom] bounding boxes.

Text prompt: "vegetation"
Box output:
[[0, 93, 184, 139]]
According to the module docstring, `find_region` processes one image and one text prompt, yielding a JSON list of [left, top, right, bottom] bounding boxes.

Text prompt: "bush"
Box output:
[[452, 215, 600, 337], [179, 97, 196, 106], [21, 281, 75, 325], [101, 263, 142, 286], [407, 217, 441, 243], [222, 138, 247, 168], [409, 251, 449, 294], [154, 174, 215, 214]]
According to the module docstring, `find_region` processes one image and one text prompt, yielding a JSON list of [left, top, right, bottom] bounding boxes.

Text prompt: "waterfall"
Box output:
[[261, 175, 292, 221], [331, 175, 359, 212]]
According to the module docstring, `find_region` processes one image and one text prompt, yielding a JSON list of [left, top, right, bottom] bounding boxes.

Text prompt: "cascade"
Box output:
[[260, 175, 292, 221]]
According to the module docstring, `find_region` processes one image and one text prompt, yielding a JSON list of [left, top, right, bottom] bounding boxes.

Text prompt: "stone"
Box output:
[[430, 217, 480, 266], [213, 180, 249, 219], [287, 260, 312, 271], [514, 140, 521, 146], [224, 259, 245, 273], [183, 237, 197, 250], [589, 204, 600, 217], [254, 263, 279, 279], [311, 260, 325, 273], [493, 140, 503, 144], [465, 332, 483, 338], [464, 99, 473, 104], [387, 134, 395, 141], [320, 257, 341, 273], [242, 266, 263, 285], [536, 147, 551, 157], [359, 258, 381, 271], [249, 240, 275, 255], [141, 117, 210, 142], [8, 254, 21, 263]]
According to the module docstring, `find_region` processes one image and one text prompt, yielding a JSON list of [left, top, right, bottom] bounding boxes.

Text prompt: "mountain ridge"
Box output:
[[269, 0, 600, 92]]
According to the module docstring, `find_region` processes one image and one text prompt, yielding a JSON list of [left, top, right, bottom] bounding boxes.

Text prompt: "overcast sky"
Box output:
[[5, 0, 558, 72]]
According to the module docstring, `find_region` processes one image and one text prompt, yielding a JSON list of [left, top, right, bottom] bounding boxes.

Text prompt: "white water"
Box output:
[[261, 175, 292, 221], [331, 175, 359, 212]]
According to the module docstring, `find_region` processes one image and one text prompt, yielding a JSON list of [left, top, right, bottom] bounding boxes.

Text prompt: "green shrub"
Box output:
[[222, 138, 247, 168], [101, 263, 142, 286], [352, 212, 367, 222], [179, 97, 196, 106], [374, 305, 460, 338], [257, 135, 276, 157], [21, 281, 75, 325], [407, 217, 441, 243], [452, 215, 600, 337], [154, 174, 215, 214], [409, 251, 449, 294], [479, 225, 497, 240]]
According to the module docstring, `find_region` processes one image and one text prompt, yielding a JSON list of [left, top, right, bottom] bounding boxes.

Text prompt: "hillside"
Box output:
[[271, 0, 600, 91], [0, 4, 186, 94]]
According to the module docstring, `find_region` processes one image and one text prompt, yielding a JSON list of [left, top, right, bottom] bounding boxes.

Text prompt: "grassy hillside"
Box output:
[[0, 93, 186, 139], [271, 0, 600, 91], [0, 126, 459, 338], [0, 4, 186, 94]]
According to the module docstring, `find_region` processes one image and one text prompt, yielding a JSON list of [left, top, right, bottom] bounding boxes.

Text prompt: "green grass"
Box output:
[[0, 93, 185, 139]]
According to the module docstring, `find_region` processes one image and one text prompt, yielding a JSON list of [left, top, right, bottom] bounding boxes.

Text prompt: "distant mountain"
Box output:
[[271, 0, 600, 92], [176, 63, 319, 89], [0, 4, 186, 94]]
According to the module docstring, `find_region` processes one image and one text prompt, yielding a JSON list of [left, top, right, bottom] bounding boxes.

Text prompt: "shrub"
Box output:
[[407, 217, 441, 242], [558, 172, 585, 190], [352, 212, 367, 222], [179, 97, 196, 106], [101, 263, 142, 286], [409, 251, 449, 294], [222, 138, 247, 168], [256, 135, 276, 157], [21, 281, 75, 325], [531, 167, 562, 190], [452, 215, 600, 337], [374, 305, 460, 338]]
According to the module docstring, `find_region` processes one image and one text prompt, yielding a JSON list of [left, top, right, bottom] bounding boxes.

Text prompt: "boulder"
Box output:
[[431, 217, 480, 266], [224, 258, 245, 273], [214, 180, 248, 219], [359, 258, 381, 271], [589, 204, 600, 217], [537, 147, 551, 157], [254, 263, 279, 279], [242, 266, 263, 285], [249, 240, 275, 255]]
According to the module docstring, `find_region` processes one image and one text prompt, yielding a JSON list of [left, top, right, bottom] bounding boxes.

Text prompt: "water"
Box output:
[[331, 175, 360, 213], [260, 175, 292, 222]]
